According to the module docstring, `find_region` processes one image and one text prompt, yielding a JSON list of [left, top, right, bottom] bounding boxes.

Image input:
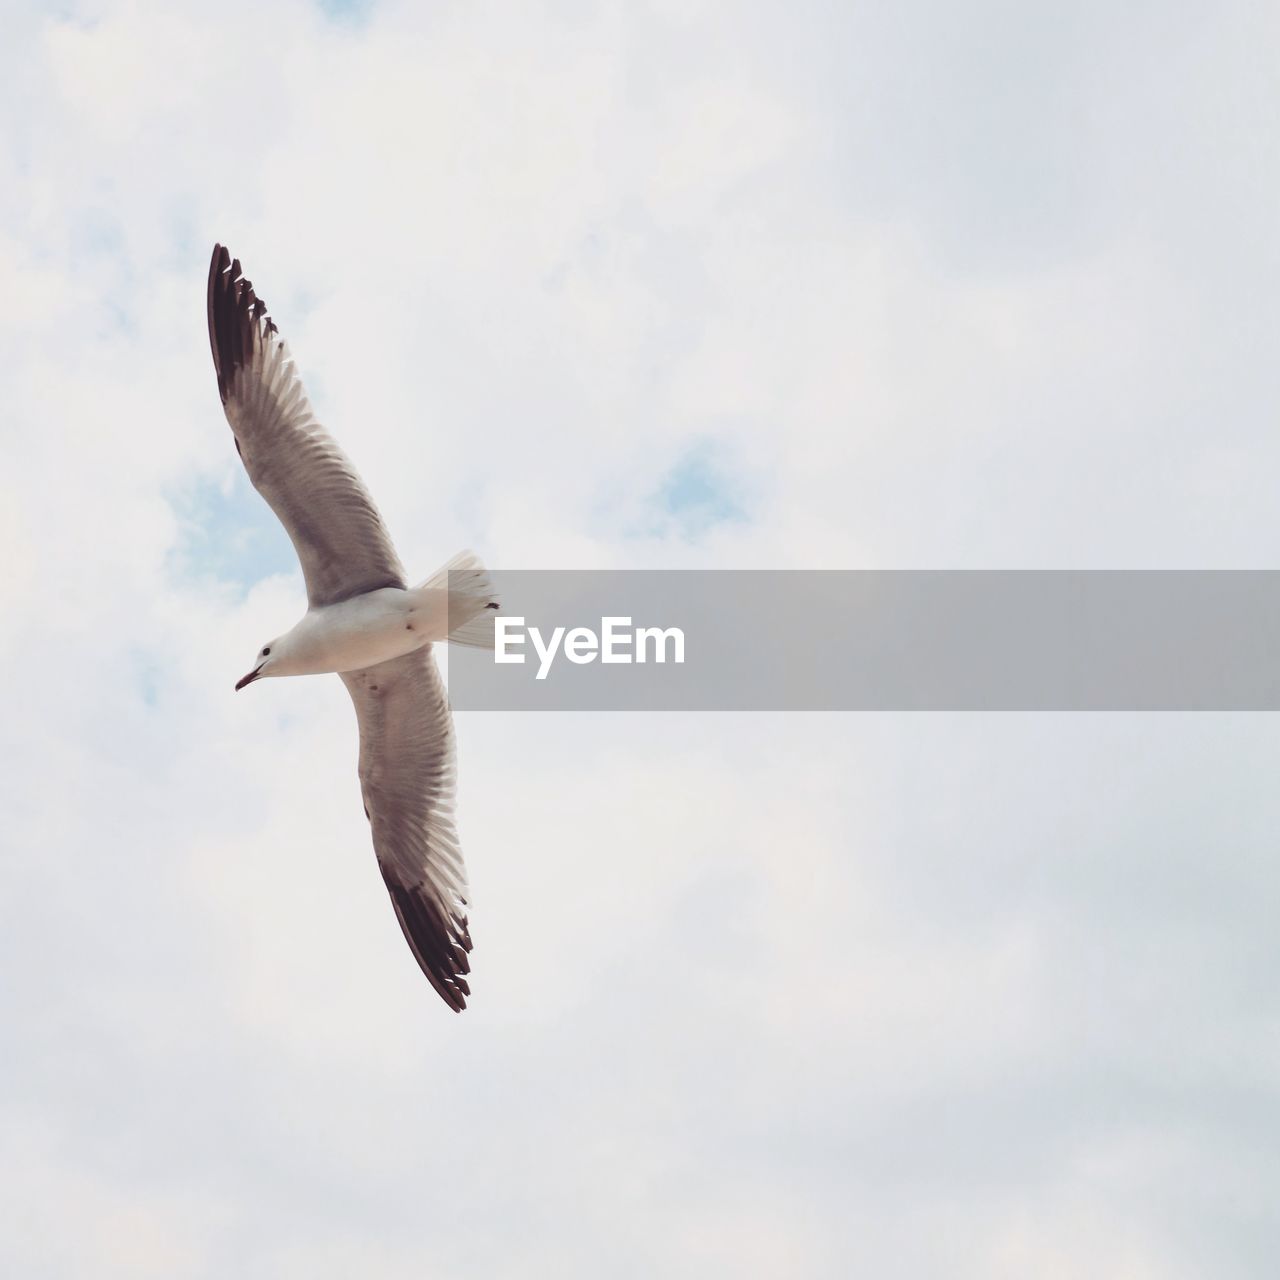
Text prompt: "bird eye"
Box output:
[[262, 646, 271, 656]]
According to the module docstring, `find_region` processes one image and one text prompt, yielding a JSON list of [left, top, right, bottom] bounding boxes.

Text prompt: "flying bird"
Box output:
[[207, 244, 496, 1011]]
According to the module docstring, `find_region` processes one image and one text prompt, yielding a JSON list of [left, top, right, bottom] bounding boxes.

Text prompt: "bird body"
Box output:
[[244, 578, 492, 682], [207, 243, 490, 1011], [268, 586, 429, 678]]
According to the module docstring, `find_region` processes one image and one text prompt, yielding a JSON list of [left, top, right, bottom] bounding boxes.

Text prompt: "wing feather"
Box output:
[[341, 648, 473, 1011], [206, 244, 406, 607]]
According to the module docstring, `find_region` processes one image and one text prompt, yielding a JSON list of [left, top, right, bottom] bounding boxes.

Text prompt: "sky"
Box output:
[[2, 1, 1280, 1275]]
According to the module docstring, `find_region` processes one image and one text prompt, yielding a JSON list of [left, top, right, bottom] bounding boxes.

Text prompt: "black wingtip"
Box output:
[[382, 872, 474, 1012], [207, 242, 276, 405]]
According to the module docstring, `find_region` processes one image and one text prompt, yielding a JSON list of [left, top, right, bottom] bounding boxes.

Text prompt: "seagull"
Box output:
[[207, 244, 497, 1011]]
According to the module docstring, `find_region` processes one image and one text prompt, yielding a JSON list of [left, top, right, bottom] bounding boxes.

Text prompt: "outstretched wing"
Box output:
[[207, 243, 406, 607], [341, 648, 473, 1011]]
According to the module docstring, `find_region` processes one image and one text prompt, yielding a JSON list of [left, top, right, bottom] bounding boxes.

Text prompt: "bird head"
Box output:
[[235, 638, 283, 691]]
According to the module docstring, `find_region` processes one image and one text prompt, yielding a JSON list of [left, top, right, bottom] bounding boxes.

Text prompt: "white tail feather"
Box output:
[[414, 550, 500, 649]]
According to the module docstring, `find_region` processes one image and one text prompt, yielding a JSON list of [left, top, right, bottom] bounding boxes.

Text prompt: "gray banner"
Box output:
[[447, 571, 1280, 710]]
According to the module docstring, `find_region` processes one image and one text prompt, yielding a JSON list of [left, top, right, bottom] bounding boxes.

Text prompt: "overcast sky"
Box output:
[[3, 1, 1280, 1276]]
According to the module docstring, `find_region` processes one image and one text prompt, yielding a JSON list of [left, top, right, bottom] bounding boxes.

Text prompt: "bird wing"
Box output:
[[340, 648, 473, 1011], [207, 243, 407, 607]]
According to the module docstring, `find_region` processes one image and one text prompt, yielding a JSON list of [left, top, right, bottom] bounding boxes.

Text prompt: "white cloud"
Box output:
[[3, 0, 1280, 1275]]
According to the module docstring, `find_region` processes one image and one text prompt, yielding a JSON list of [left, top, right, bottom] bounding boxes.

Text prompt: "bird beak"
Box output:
[[235, 665, 264, 692]]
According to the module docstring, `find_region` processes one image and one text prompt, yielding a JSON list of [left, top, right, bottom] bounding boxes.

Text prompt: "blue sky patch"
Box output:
[[171, 472, 298, 591], [316, 0, 374, 25], [650, 443, 749, 538]]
